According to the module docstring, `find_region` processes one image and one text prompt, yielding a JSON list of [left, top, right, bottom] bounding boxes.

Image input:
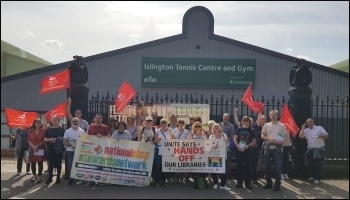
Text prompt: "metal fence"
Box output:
[[88, 92, 349, 160]]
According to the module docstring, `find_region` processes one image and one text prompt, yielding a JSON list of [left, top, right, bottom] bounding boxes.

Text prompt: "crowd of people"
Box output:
[[11, 98, 329, 192]]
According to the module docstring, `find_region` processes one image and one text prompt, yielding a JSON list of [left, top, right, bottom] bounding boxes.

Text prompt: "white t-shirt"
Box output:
[[262, 122, 288, 149], [155, 129, 172, 146], [63, 127, 85, 151], [304, 125, 328, 149]]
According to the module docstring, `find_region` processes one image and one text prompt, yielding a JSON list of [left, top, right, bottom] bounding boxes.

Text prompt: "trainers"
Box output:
[[253, 180, 259, 185], [281, 174, 285, 180], [85, 181, 94, 187], [308, 177, 315, 181], [263, 184, 272, 189], [220, 185, 231, 191], [273, 186, 280, 192], [284, 174, 289, 180], [45, 178, 53, 184], [314, 180, 320, 184], [213, 184, 218, 189], [16, 172, 21, 176], [55, 178, 61, 184], [245, 184, 252, 190], [26, 172, 31, 175]]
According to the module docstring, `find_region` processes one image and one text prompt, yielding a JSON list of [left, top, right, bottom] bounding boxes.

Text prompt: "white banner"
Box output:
[[159, 139, 226, 173], [71, 134, 154, 187]]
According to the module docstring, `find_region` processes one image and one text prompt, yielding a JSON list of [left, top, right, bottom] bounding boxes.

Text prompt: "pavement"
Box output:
[[1, 157, 349, 199]]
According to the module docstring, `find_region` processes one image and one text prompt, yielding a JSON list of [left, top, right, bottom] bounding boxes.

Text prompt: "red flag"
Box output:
[[44, 101, 68, 122], [115, 81, 136, 113], [280, 103, 300, 137], [241, 84, 264, 113], [40, 69, 70, 94], [5, 108, 38, 128]]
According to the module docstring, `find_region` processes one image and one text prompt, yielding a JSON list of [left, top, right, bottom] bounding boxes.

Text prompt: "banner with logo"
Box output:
[[44, 101, 67, 122], [159, 139, 226, 173], [115, 81, 137, 113], [40, 69, 70, 94], [5, 108, 38, 128], [71, 134, 154, 187]]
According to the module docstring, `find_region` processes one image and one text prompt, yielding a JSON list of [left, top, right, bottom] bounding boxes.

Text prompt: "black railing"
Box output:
[[88, 92, 349, 160]]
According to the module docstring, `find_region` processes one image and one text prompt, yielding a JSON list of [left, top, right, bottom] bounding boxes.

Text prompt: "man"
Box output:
[[299, 118, 329, 184], [252, 113, 267, 184], [261, 110, 288, 192], [85, 113, 109, 187], [67, 97, 89, 132], [151, 112, 158, 127], [219, 113, 235, 179], [185, 115, 195, 131], [63, 117, 85, 185]]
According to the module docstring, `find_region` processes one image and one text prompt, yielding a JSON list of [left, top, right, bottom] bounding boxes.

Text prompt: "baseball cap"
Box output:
[[145, 116, 153, 121]]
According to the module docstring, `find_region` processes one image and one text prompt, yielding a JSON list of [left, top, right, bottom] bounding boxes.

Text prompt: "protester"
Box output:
[[44, 116, 65, 184], [210, 123, 231, 191], [234, 116, 256, 190], [261, 110, 288, 192], [63, 117, 85, 185], [14, 126, 31, 176], [111, 121, 131, 140], [27, 118, 45, 182], [126, 116, 138, 141], [299, 118, 329, 184]]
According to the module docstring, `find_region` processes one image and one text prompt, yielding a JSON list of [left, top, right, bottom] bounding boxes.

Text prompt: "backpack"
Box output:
[[193, 177, 207, 189], [141, 126, 156, 143]]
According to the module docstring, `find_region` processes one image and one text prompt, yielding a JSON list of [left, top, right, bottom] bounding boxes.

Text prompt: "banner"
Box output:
[[40, 69, 70, 94], [71, 134, 154, 187], [280, 104, 299, 137], [241, 84, 264, 113], [5, 108, 38, 128], [159, 139, 226, 173], [115, 81, 136, 113], [44, 101, 67, 122]]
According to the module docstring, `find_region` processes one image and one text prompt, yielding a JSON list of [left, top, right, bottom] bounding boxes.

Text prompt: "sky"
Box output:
[[1, 1, 349, 67]]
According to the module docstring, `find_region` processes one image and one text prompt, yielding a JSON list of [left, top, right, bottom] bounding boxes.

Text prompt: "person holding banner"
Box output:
[[261, 110, 288, 192], [27, 118, 46, 183], [44, 116, 65, 184], [234, 116, 256, 190], [15, 126, 31, 176], [107, 116, 118, 136], [111, 121, 131, 140], [63, 117, 85, 185], [154, 118, 173, 187], [171, 118, 190, 184], [209, 123, 231, 191]]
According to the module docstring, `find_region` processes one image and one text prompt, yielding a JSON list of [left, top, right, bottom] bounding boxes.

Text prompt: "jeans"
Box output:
[[306, 149, 325, 181], [263, 149, 282, 186], [66, 151, 75, 178], [17, 147, 30, 173], [282, 146, 293, 174]]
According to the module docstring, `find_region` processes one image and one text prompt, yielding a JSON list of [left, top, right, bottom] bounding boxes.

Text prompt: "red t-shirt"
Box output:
[[87, 124, 109, 136]]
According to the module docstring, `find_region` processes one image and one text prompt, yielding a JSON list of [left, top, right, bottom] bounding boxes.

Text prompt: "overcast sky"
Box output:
[[1, 1, 349, 66]]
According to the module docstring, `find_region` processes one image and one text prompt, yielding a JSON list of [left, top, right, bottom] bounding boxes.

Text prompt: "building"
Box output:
[[1, 6, 348, 152]]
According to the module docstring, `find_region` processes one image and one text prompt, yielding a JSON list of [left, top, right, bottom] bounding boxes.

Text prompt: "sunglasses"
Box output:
[[146, 120, 152, 122], [161, 121, 167, 124], [178, 121, 185, 124], [195, 126, 202, 128]]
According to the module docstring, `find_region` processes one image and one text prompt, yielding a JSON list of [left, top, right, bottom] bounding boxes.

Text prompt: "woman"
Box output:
[[171, 118, 190, 184], [126, 117, 138, 141], [111, 121, 131, 140], [186, 121, 207, 187], [44, 116, 65, 184], [205, 120, 216, 139], [234, 116, 256, 190], [14, 126, 31, 176], [28, 118, 46, 183], [168, 114, 178, 129], [209, 123, 231, 191], [107, 117, 118, 136], [154, 118, 172, 187]]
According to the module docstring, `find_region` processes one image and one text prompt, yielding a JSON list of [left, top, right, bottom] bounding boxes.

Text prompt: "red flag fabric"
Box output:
[[5, 108, 38, 128], [241, 84, 264, 113], [44, 101, 68, 122], [115, 81, 137, 113], [40, 69, 70, 94], [280, 103, 300, 137]]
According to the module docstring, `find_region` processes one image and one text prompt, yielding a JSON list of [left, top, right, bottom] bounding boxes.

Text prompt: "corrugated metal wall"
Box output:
[[1, 7, 348, 112]]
